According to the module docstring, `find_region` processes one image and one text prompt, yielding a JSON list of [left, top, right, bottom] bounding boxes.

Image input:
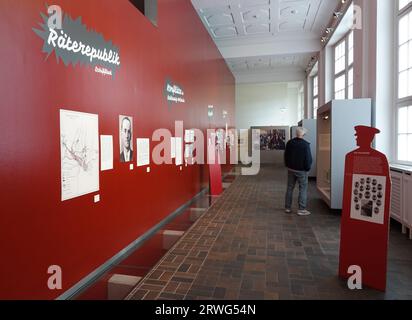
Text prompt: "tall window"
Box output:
[[397, 0, 412, 163], [400, 0, 412, 10], [333, 30, 354, 100], [312, 75, 319, 118]]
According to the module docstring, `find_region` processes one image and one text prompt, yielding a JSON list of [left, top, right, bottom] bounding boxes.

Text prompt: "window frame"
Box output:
[[399, 0, 412, 12], [311, 74, 319, 119], [298, 84, 305, 121], [332, 30, 354, 100], [395, 0, 412, 165]]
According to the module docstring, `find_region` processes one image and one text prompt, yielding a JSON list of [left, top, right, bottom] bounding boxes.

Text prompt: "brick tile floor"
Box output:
[[127, 165, 412, 300]]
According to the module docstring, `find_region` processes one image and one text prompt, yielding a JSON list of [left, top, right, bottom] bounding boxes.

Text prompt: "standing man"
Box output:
[[120, 116, 133, 162], [284, 127, 313, 216]]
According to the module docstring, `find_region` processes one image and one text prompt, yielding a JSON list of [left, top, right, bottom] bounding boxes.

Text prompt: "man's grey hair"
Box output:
[[121, 116, 131, 130], [296, 127, 307, 138]]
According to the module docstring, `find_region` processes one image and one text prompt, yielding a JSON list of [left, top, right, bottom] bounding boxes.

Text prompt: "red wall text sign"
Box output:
[[33, 5, 121, 77], [339, 126, 391, 291]]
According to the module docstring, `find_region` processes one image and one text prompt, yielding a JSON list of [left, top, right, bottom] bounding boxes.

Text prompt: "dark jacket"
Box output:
[[120, 149, 133, 163], [284, 138, 312, 172]]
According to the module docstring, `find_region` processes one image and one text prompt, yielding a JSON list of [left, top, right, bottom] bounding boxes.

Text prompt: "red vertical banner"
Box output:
[[209, 150, 223, 196], [339, 126, 391, 291], [208, 133, 223, 196]]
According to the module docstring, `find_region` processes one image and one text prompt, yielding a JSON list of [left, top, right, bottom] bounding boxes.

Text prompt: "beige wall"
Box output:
[[236, 82, 302, 130]]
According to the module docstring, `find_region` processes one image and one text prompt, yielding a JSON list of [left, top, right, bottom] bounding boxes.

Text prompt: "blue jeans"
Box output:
[[285, 170, 308, 210]]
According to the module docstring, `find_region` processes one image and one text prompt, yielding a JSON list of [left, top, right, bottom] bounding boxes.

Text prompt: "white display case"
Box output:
[[316, 99, 372, 209], [298, 119, 317, 178]]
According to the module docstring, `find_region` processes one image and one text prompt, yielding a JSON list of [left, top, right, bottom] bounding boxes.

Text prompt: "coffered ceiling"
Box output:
[[191, 0, 340, 83]]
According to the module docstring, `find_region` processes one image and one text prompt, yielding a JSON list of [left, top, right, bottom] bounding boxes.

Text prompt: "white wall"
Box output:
[[236, 82, 301, 129], [235, 68, 305, 84]]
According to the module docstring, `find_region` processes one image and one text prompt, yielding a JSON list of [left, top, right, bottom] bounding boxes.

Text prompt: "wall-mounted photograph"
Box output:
[[250, 126, 290, 164], [259, 128, 287, 151], [119, 115, 133, 163]]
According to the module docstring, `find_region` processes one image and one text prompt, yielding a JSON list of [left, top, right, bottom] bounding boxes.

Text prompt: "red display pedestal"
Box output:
[[339, 126, 391, 291], [208, 145, 223, 196]]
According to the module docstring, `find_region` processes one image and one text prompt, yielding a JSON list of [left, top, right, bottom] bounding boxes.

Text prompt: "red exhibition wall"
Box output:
[[0, 0, 235, 299]]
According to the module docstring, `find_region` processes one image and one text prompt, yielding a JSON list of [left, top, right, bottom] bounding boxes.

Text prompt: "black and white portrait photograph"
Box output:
[[119, 115, 133, 163]]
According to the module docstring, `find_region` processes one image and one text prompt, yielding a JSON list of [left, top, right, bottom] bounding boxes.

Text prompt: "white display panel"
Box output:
[[316, 99, 372, 209], [350, 174, 386, 225], [60, 109, 99, 201], [175, 137, 183, 166], [185, 143, 194, 164], [136, 138, 150, 167], [229, 132, 235, 146], [100, 135, 113, 171], [185, 129, 195, 143], [216, 130, 225, 150], [171, 137, 176, 159]]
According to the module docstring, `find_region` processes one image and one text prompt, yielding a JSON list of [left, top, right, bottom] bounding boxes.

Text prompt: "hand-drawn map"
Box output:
[[60, 109, 99, 201]]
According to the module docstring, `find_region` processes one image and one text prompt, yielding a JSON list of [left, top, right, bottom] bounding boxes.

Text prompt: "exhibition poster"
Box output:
[[185, 143, 194, 160], [171, 137, 176, 159], [137, 138, 150, 167], [185, 129, 195, 143], [350, 174, 386, 225], [175, 137, 183, 166], [100, 135, 113, 171], [60, 109, 99, 201]]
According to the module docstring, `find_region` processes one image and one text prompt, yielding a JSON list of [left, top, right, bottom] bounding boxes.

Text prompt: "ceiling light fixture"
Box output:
[[320, 0, 352, 45], [306, 0, 352, 73], [305, 54, 319, 75]]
